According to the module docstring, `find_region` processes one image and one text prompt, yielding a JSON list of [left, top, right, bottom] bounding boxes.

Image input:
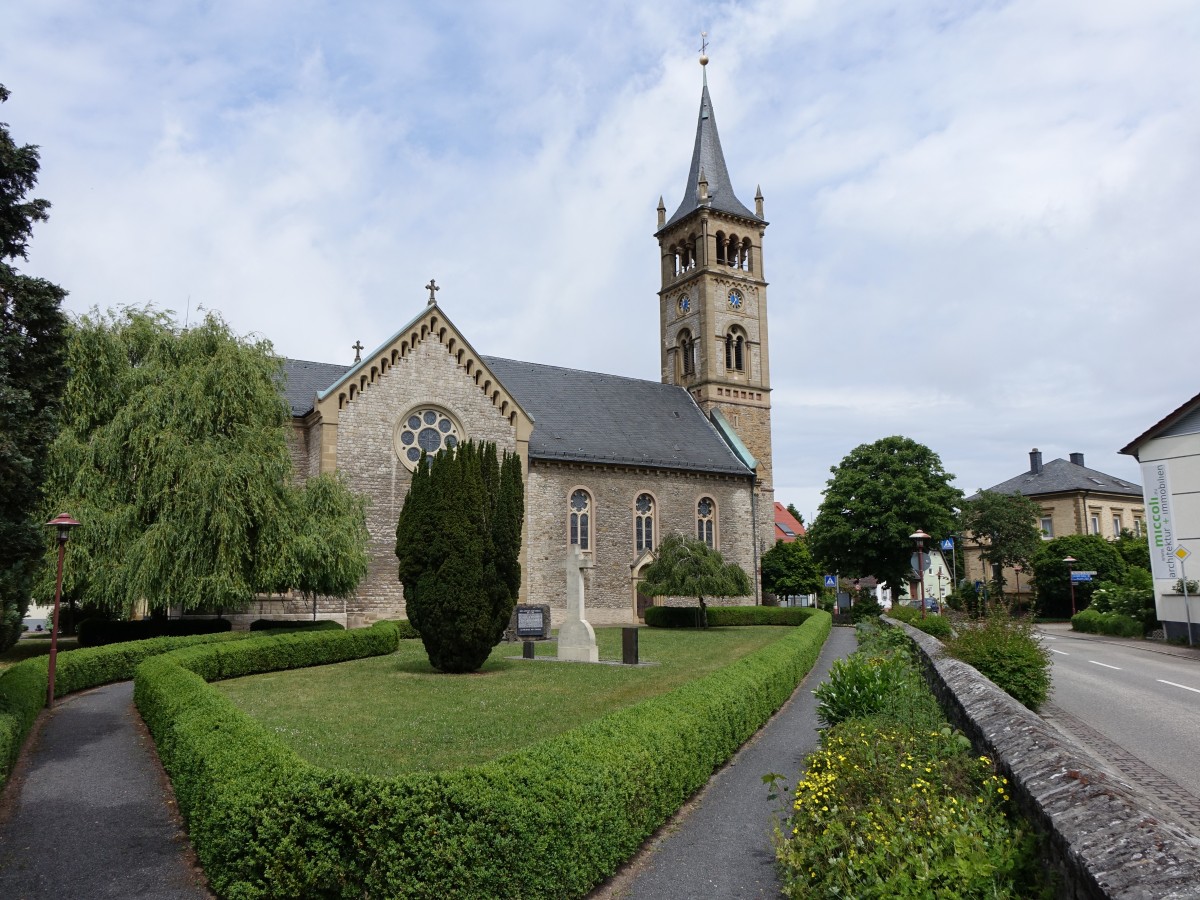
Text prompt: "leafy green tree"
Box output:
[[0, 85, 69, 649], [807, 436, 963, 596], [395, 440, 523, 672], [37, 308, 369, 614], [639, 533, 753, 627], [785, 503, 805, 529], [761, 538, 821, 599], [960, 489, 1043, 589], [1030, 534, 1126, 618], [1112, 528, 1151, 571]]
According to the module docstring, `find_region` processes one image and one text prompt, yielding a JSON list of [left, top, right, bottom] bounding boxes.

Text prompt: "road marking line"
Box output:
[[1043, 635, 1057, 640], [1158, 679, 1200, 695], [1050, 648, 1069, 655], [1088, 660, 1122, 670]]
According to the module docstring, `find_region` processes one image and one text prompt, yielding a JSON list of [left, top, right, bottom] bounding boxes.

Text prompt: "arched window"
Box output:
[[678, 329, 695, 377], [740, 237, 753, 271], [634, 493, 655, 553], [697, 497, 716, 548], [715, 230, 727, 265], [570, 489, 592, 551], [725, 328, 746, 373]]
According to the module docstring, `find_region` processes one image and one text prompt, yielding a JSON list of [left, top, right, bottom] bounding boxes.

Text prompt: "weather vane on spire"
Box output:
[[699, 31, 709, 67]]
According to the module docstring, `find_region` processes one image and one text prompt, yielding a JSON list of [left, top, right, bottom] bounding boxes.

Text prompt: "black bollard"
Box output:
[[622, 627, 639, 665]]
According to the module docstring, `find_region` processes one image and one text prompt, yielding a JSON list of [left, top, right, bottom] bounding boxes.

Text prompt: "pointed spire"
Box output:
[[657, 195, 666, 228], [662, 68, 761, 230], [755, 184, 764, 218]]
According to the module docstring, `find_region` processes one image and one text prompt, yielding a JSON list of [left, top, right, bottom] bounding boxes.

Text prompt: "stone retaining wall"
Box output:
[[887, 618, 1200, 900]]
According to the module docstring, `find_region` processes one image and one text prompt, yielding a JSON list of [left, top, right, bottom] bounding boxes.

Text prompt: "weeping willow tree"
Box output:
[[36, 307, 369, 615], [640, 533, 753, 627]]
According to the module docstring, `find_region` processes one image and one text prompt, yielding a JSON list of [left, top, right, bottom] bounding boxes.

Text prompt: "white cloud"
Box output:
[[2, 0, 1196, 521]]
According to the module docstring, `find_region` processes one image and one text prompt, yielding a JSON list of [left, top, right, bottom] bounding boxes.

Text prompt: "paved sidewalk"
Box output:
[[0, 682, 210, 900], [597, 626, 858, 899]]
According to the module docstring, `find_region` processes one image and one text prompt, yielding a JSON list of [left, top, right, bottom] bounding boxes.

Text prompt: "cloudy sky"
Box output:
[[4, 0, 1198, 521]]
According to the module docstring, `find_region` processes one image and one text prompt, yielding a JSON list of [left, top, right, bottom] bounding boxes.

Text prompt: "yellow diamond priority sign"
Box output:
[[1175, 546, 1192, 561]]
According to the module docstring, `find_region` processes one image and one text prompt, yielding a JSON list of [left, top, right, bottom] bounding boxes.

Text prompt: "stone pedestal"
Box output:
[[558, 545, 599, 663]]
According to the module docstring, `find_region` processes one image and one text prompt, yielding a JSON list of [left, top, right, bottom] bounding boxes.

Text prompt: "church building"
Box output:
[[280, 64, 776, 628]]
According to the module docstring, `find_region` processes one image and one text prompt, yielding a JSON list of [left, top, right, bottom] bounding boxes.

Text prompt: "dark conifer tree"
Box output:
[[0, 85, 68, 649], [395, 440, 524, 672]]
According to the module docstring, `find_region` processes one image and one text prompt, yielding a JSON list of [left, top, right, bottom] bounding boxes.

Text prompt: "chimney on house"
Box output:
[[1070, 452, 1085, 467], [1029, 448, 1043, 474]]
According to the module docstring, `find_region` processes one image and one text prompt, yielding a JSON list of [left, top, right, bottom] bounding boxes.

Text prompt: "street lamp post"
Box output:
[[44, 513, 81, 709], [1013, 564, 1023, 610], [1063, 556, 1078, 618], [910, 530, 931, 618]]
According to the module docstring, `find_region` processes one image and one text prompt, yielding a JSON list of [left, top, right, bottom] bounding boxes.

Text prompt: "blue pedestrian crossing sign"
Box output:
[[940, 538, 954, 551], [823, 575, 837, 588]]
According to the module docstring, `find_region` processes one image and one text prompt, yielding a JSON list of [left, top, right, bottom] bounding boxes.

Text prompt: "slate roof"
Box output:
[[279, 354, 752, 477], [661, 82, 764, 231], [979, 458, 1142, 500], [481, 356, 752, 476], [281, 358, 351, 416]]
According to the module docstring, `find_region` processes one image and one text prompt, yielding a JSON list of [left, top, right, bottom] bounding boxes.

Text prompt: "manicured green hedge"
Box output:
[[248, 619, 345, 632], [135, 612, 832, 899], [0, 630, 255, 788], [644, 605, 816, 628], [1071, 608, 1142, 637], [77, 616, 233, 647], [389, 619, 421, 640]]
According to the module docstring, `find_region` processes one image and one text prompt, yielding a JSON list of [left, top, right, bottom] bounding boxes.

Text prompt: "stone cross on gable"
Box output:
[[352, 340, 364, 363], [425, 279, 439, 305]]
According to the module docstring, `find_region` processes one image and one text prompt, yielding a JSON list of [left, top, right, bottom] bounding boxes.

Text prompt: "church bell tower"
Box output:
[[656, 55, 774, 503]]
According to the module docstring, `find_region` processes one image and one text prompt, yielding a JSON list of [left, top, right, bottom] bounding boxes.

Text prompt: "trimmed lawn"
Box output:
[[0, 636, 78, 673], [215, 625, 791, 777]]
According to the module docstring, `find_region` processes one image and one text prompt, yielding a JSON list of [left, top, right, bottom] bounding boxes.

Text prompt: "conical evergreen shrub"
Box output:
[[395, 440, 524, 673]]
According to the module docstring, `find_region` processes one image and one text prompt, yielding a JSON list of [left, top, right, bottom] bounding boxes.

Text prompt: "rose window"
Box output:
[[396, 408, 461, 469]]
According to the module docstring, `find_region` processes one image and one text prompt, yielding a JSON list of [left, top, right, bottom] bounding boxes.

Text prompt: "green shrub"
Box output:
[[248, 619, 345, 632], [944, 613, 1051, 711], [778, 721, 1047, 899], [814, 652, 912, 727], [391, 618, 420, 640], [849, 596, 885, 623], [0, 629, 254, 788], [136, 612, 832, 899], [1089, 567, 1156, 634], [76, 616, 233, 647], [888, 606, 952, 638], [644, 605, 814, 628], [1071, 608, 1141, 637]]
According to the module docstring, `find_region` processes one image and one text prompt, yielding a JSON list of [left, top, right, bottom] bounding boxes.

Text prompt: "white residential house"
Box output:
[[1121, 391, 1200, 643]]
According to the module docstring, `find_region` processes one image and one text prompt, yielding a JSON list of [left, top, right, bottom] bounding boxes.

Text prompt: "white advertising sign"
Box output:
[[1141, 460, 1180, 581]]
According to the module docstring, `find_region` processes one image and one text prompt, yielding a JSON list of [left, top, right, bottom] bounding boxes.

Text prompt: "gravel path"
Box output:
[[0, 682, 211, 899], [596, 625, 858, 899]]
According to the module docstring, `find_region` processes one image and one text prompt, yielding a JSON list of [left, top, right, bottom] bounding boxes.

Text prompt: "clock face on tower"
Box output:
[[728, 288, 744, 310], [677, 294, 691, 315]]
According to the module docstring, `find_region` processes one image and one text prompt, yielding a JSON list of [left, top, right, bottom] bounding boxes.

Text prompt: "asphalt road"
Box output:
[[1039, 625, 1200, 826]]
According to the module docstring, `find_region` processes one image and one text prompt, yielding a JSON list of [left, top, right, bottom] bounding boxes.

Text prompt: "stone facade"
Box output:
[[524, 461, 756, 626]]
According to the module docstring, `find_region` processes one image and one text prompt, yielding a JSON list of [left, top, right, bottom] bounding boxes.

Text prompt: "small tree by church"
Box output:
[[395, 440, 523, 673], [639, 533, 753, 627]]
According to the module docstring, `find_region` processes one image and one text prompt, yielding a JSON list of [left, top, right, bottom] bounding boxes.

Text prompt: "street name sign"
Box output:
[[1070, 572, 1093, 582]]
